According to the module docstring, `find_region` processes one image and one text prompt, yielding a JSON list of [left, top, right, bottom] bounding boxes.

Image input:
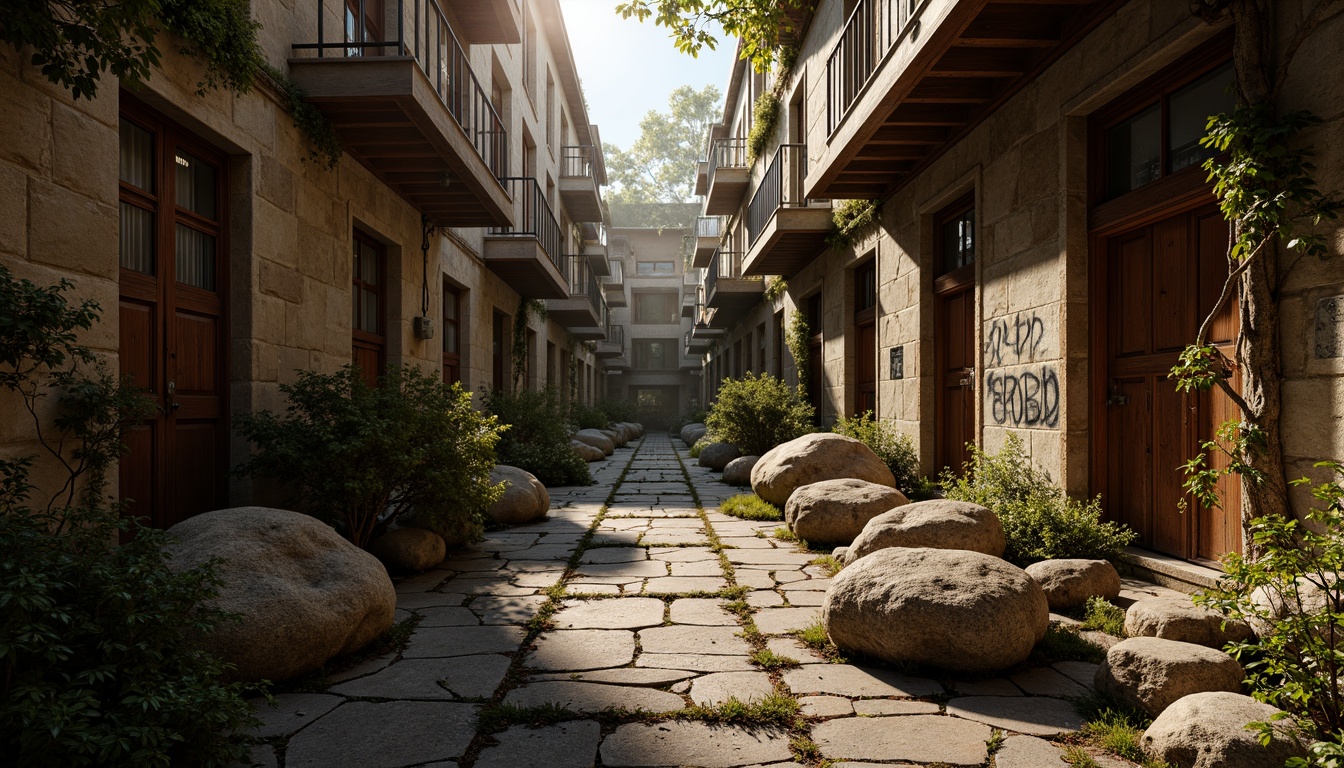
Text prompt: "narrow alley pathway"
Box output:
[[247, 433, 1150, 768]]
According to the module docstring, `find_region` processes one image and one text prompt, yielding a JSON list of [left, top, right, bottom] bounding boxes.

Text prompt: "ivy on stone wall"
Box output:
[[762, 277, 787, 305], [511, 298, 546, 391], [261, 64, 343, 169], [786, 310, 810, 398], [746, 92, 780, 164], [826, 199, 878, 248]]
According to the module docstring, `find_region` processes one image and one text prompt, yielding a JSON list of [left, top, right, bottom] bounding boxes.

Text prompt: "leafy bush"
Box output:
[[705, 373, 813, 456], [1196, 461, 1344, 752], [720, 494, 783, 521], [236, 365, 504, 548], [1082, 597, 1127, 637], [689, 436, 713, 459], [832, 412, 935, 499], [0, 266, 256, 765], [596, 398, 639, 425], [483, 386, 592, 487], [571, 401, 610, 431], [942, 434, 1136, 566]]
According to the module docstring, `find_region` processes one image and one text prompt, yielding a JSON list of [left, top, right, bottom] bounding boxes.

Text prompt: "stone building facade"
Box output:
[[0, 0, 611, 528], [693, 0, 1344, 569]]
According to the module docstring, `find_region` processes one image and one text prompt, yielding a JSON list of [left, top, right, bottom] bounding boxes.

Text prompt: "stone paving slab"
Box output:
[[475, 721, 601, 768], [669, 598, 737, 626], [783, 664, 942, 698], [944, 695, 1085, 736], [639, 625, 751, 655], [552, 598, 665, 629], [249, 693, 342, 738], [995, 734, 1070, 767], [753, 607, 821, 635], [688, 671, 775, 706], [401, 625, 526, 658], [284, 701, 478, 768], [527, 629, 636, 670], [504, 681, 686, 713], [812, 715, 993, 766], [635, 653, 757, 672], [329, 655, 510, 700], [643, 576, 729, 594], [532, 668, 699, 686], [599, 722, 794, 767]]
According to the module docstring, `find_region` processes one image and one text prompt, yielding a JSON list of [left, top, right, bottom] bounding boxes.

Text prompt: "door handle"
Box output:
[[958, 367, 975, 388], [167, 379, 180, 411]]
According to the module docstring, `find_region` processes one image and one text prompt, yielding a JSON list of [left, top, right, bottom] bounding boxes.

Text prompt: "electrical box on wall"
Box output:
[[889, 346, 904, 379], [413, 316, 435, 340]]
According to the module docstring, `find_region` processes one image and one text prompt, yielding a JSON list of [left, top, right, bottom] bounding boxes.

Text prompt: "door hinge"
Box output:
[[1107, 392, 1129, 407]]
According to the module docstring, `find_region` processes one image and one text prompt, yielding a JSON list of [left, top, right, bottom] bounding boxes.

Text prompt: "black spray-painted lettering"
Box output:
[[985, 312, 1047, 367], [987, 366, 1059, 428]]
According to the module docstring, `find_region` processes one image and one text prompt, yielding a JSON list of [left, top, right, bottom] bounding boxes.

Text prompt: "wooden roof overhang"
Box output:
[[740, 207, 833, 277]]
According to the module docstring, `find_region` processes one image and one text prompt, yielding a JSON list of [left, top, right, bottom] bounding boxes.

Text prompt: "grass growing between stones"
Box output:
[[1032, 624, 1107, 664], [721, 494, 784, 521], [476, 701, 577, 732], [790, 619, 848, 664], [1080, 596, 1127, 637], [1066, 694, 1170, 768], [680, 693, 800, 727], [986, 728, 1006, 755], [750, 648, 801, 671], [773, 526, 801, 543], [809, 555, 843, 577]]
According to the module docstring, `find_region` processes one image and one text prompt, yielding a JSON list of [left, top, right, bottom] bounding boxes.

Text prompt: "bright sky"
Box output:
[[556, 1, 735, 151]]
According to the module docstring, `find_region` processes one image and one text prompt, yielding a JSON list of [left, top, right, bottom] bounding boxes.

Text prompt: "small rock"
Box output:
[[601, 428, 627, 448], [831, 546, 849, 561], [722, 455, 759, 486], [751, 433, 896, 507], [574, 429, 614, 455], [844, 499, 1005, 563], [1025, 559, 1122, 610], [571, 440, 606, 462], [1125, 596, 1254, 649], [784, 478, 909, 546], [1094, 637, 1243, 716], [824, 547, 1047, 672], [369, 528, 446, 572], [698, 442, 742, 471], [1142, 691, 1306, 768]]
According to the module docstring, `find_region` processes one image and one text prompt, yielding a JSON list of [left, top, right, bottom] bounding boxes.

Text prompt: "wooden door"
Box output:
[[492, 311, 508, 392], [854, 261, 877, 415], [1101, 205, 1240, 562], [352, 231, 385, 388], [442, 280, 461, 384], [117, 101, 228, 529], [935, 271, 975, 474]]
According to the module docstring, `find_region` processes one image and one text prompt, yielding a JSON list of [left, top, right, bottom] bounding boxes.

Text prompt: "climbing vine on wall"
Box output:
[[826, 199, 878, 248], [746, 92, 780, 164], [260, 65, 343, 169], [512, 298, 547, 391], [786, 310, 810, 398], [762, 277, 787, 305]]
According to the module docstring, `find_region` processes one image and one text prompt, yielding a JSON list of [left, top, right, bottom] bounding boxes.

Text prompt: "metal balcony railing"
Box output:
[[490, 177, 563, 270], [606, 324, 625, 348], [696, 216, 721, 239], [826, 0, 922, 135], [746, 144, 814, 245], [605, 259, 625, 285], [561, 145, 598, 178], [293, 0, 508, 178], [566, 257, 605, 325], [706, 137, 749, 189]]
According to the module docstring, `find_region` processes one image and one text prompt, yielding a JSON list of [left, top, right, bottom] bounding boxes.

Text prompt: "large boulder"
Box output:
[[574, 429, 614, 456], [621, 422, 645, 438], [1125, 596, 1254, 649], [1249, 578, 1340, 638], [1025, 559, 1122, 611], [824, 547, 1049, 672], [1094, 637, 1243, 716], [844, 500, 1005, 564], [488, 465, 550, 525], [571, 439, 606, 462], [784, 478, 909, 546], [680, 423, 707, 445], [1142, 692, 1305, 768], [751, 433, 896, 508], [166, 507, 396, 682], [698, 442, 742, 471], [369, 527, 445, 572], [723, 455, 760, 487], [600, 428, 626, 448]]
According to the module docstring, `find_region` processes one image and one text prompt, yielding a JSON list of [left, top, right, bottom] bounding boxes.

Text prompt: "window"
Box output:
[[634, 291, 679, 324], [442, 280, 461, 384], [633, 339, 677, 370], [523, 7, 537, 101], [636, 261, 675, 276], [1101, 60, 1235, 200], [343, 0, 383, 56], [938, 199, 975, 275], [854, 260, 877, 415], [352, 232, 385, 387]]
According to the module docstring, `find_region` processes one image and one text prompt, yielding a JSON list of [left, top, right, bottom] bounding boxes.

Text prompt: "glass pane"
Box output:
[[360, 243, 380, 285], [941, 210, 975, 273], [119, 202, 155, 275], [175, 224, 216, 290], [362, 287, 379, 333], [444, 321, 458, 354], [175, 150, 217, 219], [1106, 105, 1161, 198], [1169, 62, 1235, 174], [443, 288, 458, 319], [119, 121, 155, 192]]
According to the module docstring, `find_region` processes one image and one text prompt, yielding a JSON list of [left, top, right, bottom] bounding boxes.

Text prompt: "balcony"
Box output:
[[742, 144, 832, 278], [560, 145, 605, 222], [451, 0, 520, 43], [547, 258, 605, 336], [580, 221, 610, 277], [685, 329, 711, 354], [602, 259, 627, 307], [705, 246, 764, 322], [484, 177, 568, 299], [289, 0, 511, 227], [811, 0, 1119, 199], [704, 137, 750, 216], [693, 216, 720, 269], [694, 160, 709, 196], [596, 324, 625, 358]]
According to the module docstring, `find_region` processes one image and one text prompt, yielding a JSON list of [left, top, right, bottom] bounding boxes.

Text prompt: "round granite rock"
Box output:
[[845, 499, 1005, 564], [1094, 637, 1243, 716], [1142, 692, 1306, 768], [574, 429, 614, 456], [722, 455, 759, 487], [824, 547, 1049, 672], [698, 442, 742, 471], [571, 439, 606, 462], [751, 433, 896, 508], [1124, 596, 1254, 649], [1025, 559, 1122, 610], [369, 527, 445, 572], [784, 478, 909, 546], [487, 465, 550, 525]]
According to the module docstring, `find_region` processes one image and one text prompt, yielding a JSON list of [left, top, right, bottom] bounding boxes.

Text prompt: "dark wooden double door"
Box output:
[[118, 99, 228, 529], [1097, 205, 1241, 562]]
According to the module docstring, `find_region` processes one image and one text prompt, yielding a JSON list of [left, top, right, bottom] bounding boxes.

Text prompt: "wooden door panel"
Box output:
[[1196, 371, 1243, 559], [1197, 210, 1237, 346], [936, 284, 975, 473], [119, 300, 158, 393], [1151, 382, 1190, 555], [1151, 216, 1190, 353], [857, 320, 876, 415], [1112, 232, 1151, 358], [173, 310, 218, 394], [171, 421, 219, 526], [353, 343, 382, 387], [1107, 378, 1152, 540], [119, 424, 157, 524]]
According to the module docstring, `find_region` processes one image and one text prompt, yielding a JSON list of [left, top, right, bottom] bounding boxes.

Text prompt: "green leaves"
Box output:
[[605, 85, 722, 210], [614, 0, 810, 73], [704, 372, 813, 456], [483, 386, 593, 487], [832, 411, 927, 498]]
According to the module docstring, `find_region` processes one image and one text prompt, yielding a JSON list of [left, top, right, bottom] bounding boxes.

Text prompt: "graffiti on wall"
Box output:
[[983, 311, 1059, 429]]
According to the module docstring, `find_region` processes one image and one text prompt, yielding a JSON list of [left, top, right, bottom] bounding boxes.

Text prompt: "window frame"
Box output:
[[632, 338, 678, 371], [636, 261, 676, 276], [442, 279, 462, 384], [352, 230, 386, 381], [633, 290, 680, 325]]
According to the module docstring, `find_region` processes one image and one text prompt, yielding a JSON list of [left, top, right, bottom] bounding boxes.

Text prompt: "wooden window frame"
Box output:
[[854, 259, 877, 416], [933, 194, 976, 292], [633, 290, 680, 325], [1088, 32, 1234, 231], [352, 230, 386, 379], [442, 279, 462, 384], [633, 338, 677, 371]]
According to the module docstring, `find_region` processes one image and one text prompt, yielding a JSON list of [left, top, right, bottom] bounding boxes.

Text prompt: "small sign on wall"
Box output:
[[889, 346, 904, 380]]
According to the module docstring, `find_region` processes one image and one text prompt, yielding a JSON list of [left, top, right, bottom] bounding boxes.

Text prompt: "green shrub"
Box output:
[[720, 494, 783, 521], [1082, 597, 1127, 637], [484, 386, 592, 487], [942, 434, 1136, 566], [705, 373, 813, 456], [1196, 462, 1344, 749], [235, 365, 504, 548], [689, 436, 713, 458], [571, 401, 609, 431], [832, 411, 934, 499], [596, 398, 639, 424], [0, 266, 256, 765]]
